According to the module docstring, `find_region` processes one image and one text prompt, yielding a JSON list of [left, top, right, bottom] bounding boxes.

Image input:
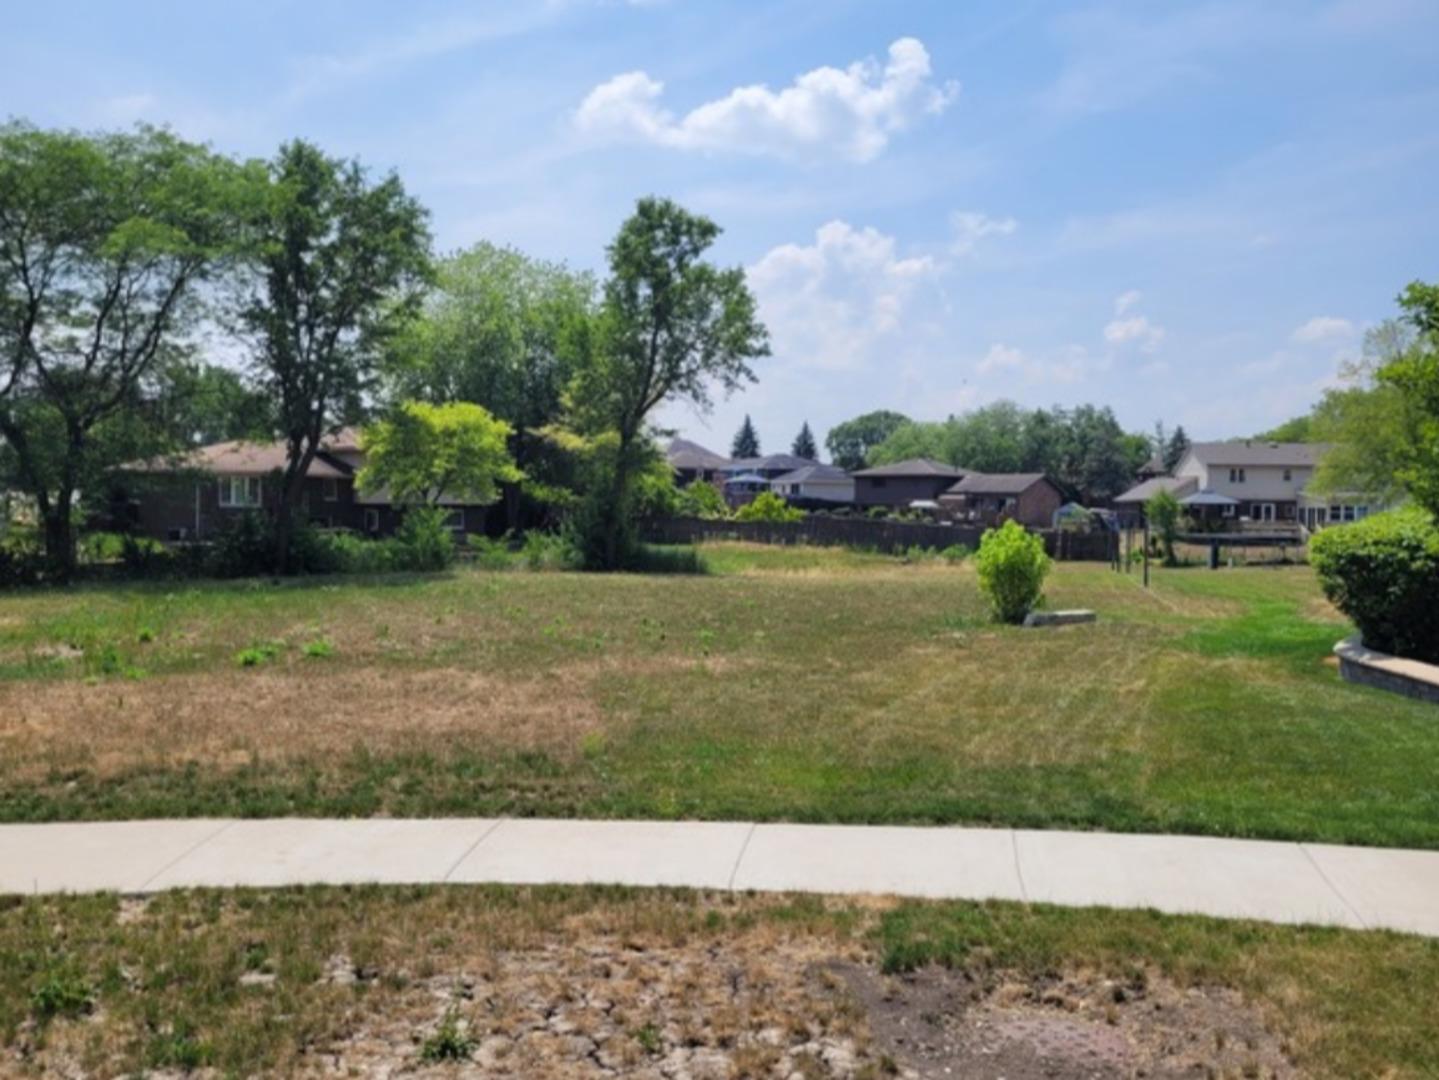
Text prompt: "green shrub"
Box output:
[[1310, 506, 1439, 663], [940, 543, 972, 564], [734, 491, 803, 523], [392, 506, 456, 572], [522, 530, 579, 571], [675, 480, 728, 519], [974, 520, 1052, 624]]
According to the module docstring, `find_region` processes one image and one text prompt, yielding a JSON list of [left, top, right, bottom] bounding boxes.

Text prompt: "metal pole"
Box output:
[[1142, 519, 1150, 588]]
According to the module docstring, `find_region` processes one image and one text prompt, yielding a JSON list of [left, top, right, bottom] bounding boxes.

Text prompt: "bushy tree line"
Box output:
[[862, 400, 1154, 503], [1, 119, 768, 578]]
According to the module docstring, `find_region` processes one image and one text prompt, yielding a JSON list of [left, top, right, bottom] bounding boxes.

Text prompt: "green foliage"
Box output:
[[1310, 506, 1439, 663], [29, 969, 92, 1021], [521, 530, 580, 571], [675, 480, 728, 519], [1376, 282, 1439, 518], [791, 421, 818, 460], [940, 543, 971, 564], [731, 414, 760, 458], [1145, 489, 1183, 567], [974, 520, 1052, 624], [0, 121, 258, 579], [868, 401, 1145, 503], [825, 410, 910, 471], [303, 638, 334, 659], [236, 640, 286, 667], [565, 197, 769, 570], [734, 491, 803, 523], [383, 242, 597, 529], [419, 1006, 475, 1063], [241, 138, 433, 574], [359, 400, 521, 508], [392, 507, 456, 572]]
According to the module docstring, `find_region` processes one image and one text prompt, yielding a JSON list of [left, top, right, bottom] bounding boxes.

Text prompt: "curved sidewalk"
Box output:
[[1, 818, 1437, 937]]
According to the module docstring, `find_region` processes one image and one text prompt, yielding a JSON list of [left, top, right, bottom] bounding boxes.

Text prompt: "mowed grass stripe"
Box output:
[[0, 546, 1434, 846]]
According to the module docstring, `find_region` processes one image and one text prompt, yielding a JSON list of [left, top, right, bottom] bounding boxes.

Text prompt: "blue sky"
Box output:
[[4, 0, 1438, 455]]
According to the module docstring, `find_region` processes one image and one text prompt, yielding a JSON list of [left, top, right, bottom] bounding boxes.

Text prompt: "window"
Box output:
[[322, 478, 339, 502], [1282, 468, 1292, 482], [219, 476, 262, 508], [441, 509, 464, 531], [363, 508, 380, 533], [1228, 468, 1246, 483], [1222, 503, 1237, 517]]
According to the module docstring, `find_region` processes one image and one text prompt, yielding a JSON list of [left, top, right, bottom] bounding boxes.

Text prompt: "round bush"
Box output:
[[1310, 506, 1439, 663], [974, 520, 1052, 624]]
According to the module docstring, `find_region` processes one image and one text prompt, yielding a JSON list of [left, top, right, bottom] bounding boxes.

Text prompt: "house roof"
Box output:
[[666, 438, 730, 471], [852, 458, 964, 479], [770, 464, 850, 485], [1184, 441, 1327, 468], [723, 453, 818, 474], [324, 427, 365, 453], [1113, 476, 1199, 505], [156, 440, 350, 480], [943, 472, 1049, 497], [1182, 488, 1241, 506]]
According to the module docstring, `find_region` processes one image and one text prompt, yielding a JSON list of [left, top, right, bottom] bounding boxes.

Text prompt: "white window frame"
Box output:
[[218, 476, 262, 508], [1228, 467, 1246, 483], [363, 508, 381, 533], [441, 509, 464, 532], [322, 478, 339, 502]]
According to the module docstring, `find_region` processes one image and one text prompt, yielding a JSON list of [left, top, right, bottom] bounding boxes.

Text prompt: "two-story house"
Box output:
[[1173, 441, 1323, 525]]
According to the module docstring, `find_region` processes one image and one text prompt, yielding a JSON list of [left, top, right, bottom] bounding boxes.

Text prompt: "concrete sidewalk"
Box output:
[[1, 818, 1436, 936]]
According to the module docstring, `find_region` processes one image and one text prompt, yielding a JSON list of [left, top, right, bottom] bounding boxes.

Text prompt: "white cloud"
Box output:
[[1291, 316, 1355, 343], [1103, 292, 1165, 353], [574, 38, 959, 162], [747, 220, 941, 371], [950, 212, 1017, 255], [976, 343, 1024, 373], [1113, 289, 1143, 316]]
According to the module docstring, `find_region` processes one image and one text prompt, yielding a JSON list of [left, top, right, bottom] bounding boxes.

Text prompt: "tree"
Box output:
[[358, 401, 520, 508], [567, 196, 769, 569], [1145, 488, 1183, 566], [240, 139, 432, 574], [1376, 281, 1439, 518], [1162, 424, 1191, 473], [1310, 317, 1420, 509], [383, 242, 596, 529], [0, 121, 254, 579], [731, 414, 760, 458], [791, 421, 817, 460], [825, 410, 910, 471], [158, 359, 273, 446]]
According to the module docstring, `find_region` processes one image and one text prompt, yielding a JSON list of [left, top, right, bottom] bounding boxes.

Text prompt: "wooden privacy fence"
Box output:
[[642, 517, 1116, 560]]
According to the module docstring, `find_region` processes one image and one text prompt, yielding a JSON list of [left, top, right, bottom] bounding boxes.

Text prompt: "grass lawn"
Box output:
[[0, 543, 1435, 847], [3, 886, 1437, 1078]]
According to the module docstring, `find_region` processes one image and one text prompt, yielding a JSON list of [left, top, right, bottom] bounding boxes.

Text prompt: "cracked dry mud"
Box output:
[[314, 945, 1296, 1080]]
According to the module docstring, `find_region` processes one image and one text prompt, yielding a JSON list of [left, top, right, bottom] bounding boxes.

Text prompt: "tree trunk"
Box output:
[[43, 491, 76, 583]]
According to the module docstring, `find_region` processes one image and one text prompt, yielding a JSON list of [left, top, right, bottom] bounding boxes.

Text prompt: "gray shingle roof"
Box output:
[[943, 472, 1049, 496], [1184, 441, 1327, 468], [1114, 476, 1199, 504], [852, 458, 964, 478]]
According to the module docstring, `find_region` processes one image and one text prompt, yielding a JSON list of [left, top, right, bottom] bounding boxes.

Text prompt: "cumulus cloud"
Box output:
[[1113, 289, 1143, 316], [574, 38, 959, 162], [1103, 291, 1165, 353], [1291, 316, 1355, 343], [950, 212, 1017, 255], [976, 343, 1025, 373], [746, 220, 941, 370]]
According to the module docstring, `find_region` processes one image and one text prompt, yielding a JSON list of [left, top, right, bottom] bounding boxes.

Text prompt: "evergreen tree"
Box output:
[[1163, 425, 1191, 473], [791, 421, 817, 460], [731, 414, 760, 458]]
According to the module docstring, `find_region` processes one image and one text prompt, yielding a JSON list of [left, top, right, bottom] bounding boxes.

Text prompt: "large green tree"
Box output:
[[240, 139, 431, 573], [824, 409, 910, 471], [358, 400, 520, 508], [1377, 282, 1439, 517], [1309, 317, 1419, 509], [0, 121, 254, 578], [568, 196, 769, 569], [384, 242, 595, 528]]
